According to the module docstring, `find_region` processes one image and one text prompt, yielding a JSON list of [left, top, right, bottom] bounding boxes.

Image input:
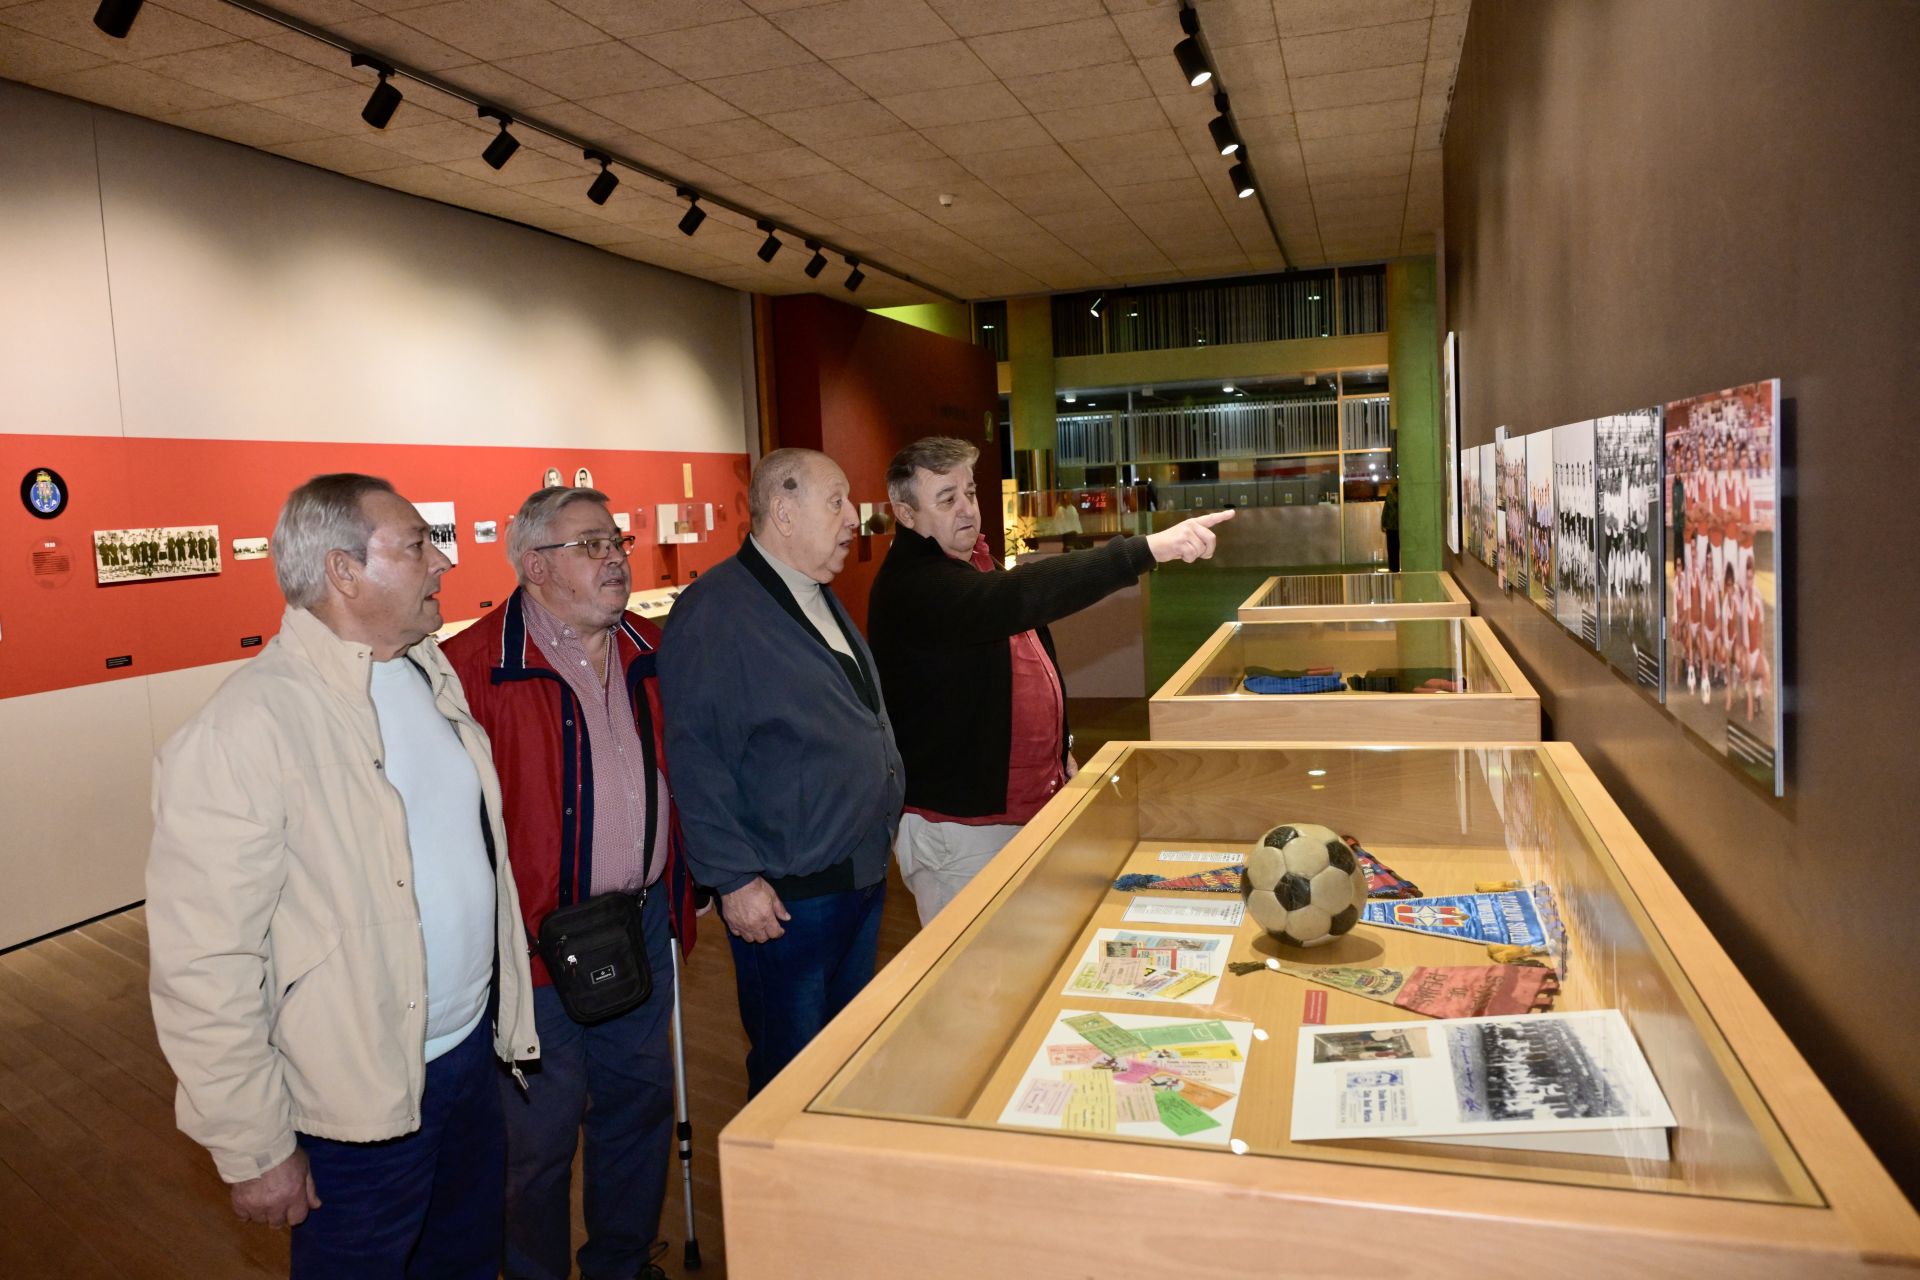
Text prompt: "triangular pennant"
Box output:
[[1113, 867, 1243, 893], [1346, 839, 1422, 898], [1359, 889, 1551, 947], [1231, 956, 1559, 1018]]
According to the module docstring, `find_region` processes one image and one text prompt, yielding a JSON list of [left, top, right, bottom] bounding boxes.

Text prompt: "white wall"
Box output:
[[0, 79, 757, 947]]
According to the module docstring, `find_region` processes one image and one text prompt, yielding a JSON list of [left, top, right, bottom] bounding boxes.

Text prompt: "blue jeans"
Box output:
[[291, 1020, 504, 1280], [502, 888, 675, 1280], [727, 880, 885, 1097]]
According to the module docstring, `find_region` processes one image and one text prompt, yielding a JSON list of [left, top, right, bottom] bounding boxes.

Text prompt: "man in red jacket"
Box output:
[[443, 486, 696, 1280]]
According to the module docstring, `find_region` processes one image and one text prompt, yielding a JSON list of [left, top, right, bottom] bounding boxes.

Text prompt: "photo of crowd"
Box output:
[[1662, 381, 1781, 791], [1501, 434, 1527, 593], [1524, 432, 1555, 610]]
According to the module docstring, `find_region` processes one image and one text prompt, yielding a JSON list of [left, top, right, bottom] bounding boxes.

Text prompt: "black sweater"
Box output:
[[868, 527, 1155, 817]]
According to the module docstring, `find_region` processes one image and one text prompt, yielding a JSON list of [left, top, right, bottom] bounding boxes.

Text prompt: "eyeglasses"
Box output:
[[534, 534, 636, 560]]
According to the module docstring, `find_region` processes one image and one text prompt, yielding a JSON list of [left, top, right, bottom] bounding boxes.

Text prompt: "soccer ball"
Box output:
[[1242, 823, 1368, 948]]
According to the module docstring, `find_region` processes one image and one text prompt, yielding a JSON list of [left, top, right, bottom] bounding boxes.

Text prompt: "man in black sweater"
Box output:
[[868, 437, 1233, 924]]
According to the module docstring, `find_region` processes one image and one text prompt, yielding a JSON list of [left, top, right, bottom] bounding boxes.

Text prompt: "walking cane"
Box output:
[[670, 935, 701, 1269]]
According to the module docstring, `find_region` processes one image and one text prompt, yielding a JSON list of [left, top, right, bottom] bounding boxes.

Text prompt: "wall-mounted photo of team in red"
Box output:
[[1662, 380, 1781, 794]]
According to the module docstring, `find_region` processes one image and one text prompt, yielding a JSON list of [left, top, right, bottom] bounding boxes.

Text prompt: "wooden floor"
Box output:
[[0, 867, 924, 1280], [0, 699, 1128, 1278]]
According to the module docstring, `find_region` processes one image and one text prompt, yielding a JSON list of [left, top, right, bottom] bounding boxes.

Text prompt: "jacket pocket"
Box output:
[[269, 895, 341, 1005]]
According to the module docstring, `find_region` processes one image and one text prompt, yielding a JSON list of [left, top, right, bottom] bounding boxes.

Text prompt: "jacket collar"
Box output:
[[277, 605, 455, 703], [492, 587, 654, 676]]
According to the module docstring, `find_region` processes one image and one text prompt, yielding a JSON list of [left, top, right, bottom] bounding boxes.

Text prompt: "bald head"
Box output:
[[749, 448, 856, 583]]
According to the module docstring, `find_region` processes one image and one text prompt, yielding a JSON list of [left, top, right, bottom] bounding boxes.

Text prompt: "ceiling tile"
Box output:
[[1295, 97, 1419, 140], [1195, 0, 1277, 48], [261, 83, 401, 131], [828, 40, 993, 97], [630, 15, 815, 79], [814, 128, 946, 164], [444, 148, 583, 184], [920, 114, 1055, 155], [958, 142, 1078, 182], [1305, 152, 1411, 181], [763, 171, 910, 218], [1280, 20, 1433, 78], [550, 0, 755, 39], [1288, 62, 1426, 113], [1106, 173, 1211, 207], [769, 0, 956, 59], [0, 28, 109, 79], [924, 0, 1105, 38], [708, 145, 842, 182], [1429, 11, 1467, 59], [493, 40, 681, 98], [1308, 173, 1409, 201], [329, 13, 474, 69], [398, 0, 609, 61], [366, 115, 497, 161], [879, 80, 1027, 129], [136, 42, 351, 101], [431, 60, 566, 109], [968, 17, 1129, 79], [1272, 0, 1436, 39], [1076, 148, 1197, 189], [1209, 41, 1292, 115], [1416, 88, 1450, 129], [701, 61, 865, 114], [1000, 60, 1151, 114], [1036, 95, 1169, 143], [37, 62, 233, 114], [762, 99, 907, 146], [1298, 125, 1414, 162], [4, 0, 234, 60], [161, 101, 335, 147], [1062, 128, 1183, 167], [839, 154, 975, 192], [152, 0, 295, 41], [269, 134, 419, 173], [581, 82, 743, 131], [647, 115, 798, 157]]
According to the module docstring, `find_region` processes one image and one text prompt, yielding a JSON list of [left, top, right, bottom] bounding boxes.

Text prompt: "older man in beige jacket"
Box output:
[[147, 473, 538, 1279]]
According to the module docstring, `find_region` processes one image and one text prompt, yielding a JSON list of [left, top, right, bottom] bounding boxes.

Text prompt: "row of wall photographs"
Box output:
[[1457, 380, 1783, 795]]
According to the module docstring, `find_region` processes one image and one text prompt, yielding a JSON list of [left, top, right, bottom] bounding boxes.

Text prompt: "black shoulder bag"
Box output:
[[537, 887, 652, 1025]]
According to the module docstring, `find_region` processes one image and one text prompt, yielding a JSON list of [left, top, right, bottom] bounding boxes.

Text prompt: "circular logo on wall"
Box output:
[[21, 467, 68, 519]]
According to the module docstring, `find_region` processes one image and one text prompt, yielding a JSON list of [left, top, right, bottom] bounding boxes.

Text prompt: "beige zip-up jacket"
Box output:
[[147, 606, 540, 1184]]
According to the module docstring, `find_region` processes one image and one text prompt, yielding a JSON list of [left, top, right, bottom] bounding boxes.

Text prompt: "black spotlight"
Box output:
[[756, 220, 781, 263], [584, 150, 618, 205], [676, 187, 705, 236], [351, 56, 401, 129], [1174, 5, 1210, 87], [844, 257, 864, 292], [803, 240, 827, 278], [1229, 161, 1255, 199], [1208, 91, 1239, 155], [478, 108, 518, 170], [92, 0, 142, 38], [1089, 295, 1103, 318]]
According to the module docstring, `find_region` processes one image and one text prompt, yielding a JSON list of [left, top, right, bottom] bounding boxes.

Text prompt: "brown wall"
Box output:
[[1444, 0, 1920, 1193]]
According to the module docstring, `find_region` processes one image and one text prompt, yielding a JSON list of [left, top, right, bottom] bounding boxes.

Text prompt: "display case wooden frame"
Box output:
[[1238, 569, 1472, 621], [720, 741, 1918, 1279], [1150, 616, 1540, 742]]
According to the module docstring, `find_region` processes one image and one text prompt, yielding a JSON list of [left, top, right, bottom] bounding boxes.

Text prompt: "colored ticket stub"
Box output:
[[1123, 896, 1245, 927], [1115, 1081, 1159, 1124], [1064, 1012, 1149, 1057], [1063, 1069, 1117, 1133], [1011, 1077, 1072, 1118], [1158, 849, 1246, 864], [1135, 1020, 1235, 1046], [1154, 1090, 1221, 1136], [1162, 1075, 1236, 1111], [1151, 970, 1221, 1001], [1045, 1043, 1111, 1066]]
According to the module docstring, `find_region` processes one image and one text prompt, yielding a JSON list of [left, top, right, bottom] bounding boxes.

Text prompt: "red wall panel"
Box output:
[[767, 296, 1000, 631], [1, 435, 748, 700]]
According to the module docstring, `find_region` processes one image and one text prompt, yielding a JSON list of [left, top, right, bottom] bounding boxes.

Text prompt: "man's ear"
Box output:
[[891, 498, 917, 531], [323, 548, 362, 600], [519, 550, 549, 586]]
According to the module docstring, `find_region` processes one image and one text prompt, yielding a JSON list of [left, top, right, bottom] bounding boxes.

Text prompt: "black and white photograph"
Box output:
[[1663, 380, 1783, 794], [1313, 1027, 1432, 1064], [1500, 433, 1527, 592], [1463, 443, 1485, 563], [1553, 420, 1597, 644], [1445, 1018, 1627, 1124], [93, 525, 222, 585], [1525, 431, 1555, 610], [1596, 408, 1663, 691], [1479, 443, 1498, 569], [416, 500, 458, 565]]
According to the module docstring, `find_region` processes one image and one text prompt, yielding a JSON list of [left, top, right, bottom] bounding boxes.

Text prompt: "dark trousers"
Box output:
[[727, 880, 885, 1097], [501, 889, 675, 1280], [291, 1020, 503, 1280], [1385, 529, 1401, 571]]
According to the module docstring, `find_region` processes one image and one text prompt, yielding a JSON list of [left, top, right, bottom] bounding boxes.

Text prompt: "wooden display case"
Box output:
[[1238, 569, 1472, 621], [1150, 617, 1540, 742], [720, 742, 1918, 1278]]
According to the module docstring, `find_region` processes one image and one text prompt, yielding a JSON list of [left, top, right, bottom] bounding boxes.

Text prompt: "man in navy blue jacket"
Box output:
[[658, 448, 904, 1096]]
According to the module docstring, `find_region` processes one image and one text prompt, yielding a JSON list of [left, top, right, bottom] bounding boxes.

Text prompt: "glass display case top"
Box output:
[[1251, 570, 1453, 608]]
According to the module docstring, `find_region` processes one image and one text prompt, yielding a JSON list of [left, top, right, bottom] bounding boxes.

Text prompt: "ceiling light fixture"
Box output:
[[478, 107, 518, 170], [676, 187, 705, 236], [584, 149, 618, 205], [1223, 384, 1235, 393], [844, 256, 864, 292], [1175, 6, 1211, 88], [1228, 161, 1255, 198], [803, 240, 827, 278], [1089, 295, 1103, 318], [92, 0, 141, 38], [1064, 394, 1077, 404], [351, 55, 401, 129], [756, 220, 782, 263], [1208, 91, 1240, 155]]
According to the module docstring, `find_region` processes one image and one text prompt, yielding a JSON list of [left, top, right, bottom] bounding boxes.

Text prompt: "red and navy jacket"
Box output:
[[443, 589, 697, 986]]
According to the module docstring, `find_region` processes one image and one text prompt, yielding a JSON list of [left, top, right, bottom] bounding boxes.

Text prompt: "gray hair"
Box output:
[[507, 486, 612, 584], [271, 473, 397, 609], [886, 436, 979, 508], [749, 448, 828, 533]]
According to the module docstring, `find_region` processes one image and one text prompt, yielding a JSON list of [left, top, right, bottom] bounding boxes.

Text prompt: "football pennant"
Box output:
[[1346, 839, 1422, 899], [1231, 957, 1559, 1018], [1359, 888, 1551, 947], [1112, 867, 1243, 893]]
